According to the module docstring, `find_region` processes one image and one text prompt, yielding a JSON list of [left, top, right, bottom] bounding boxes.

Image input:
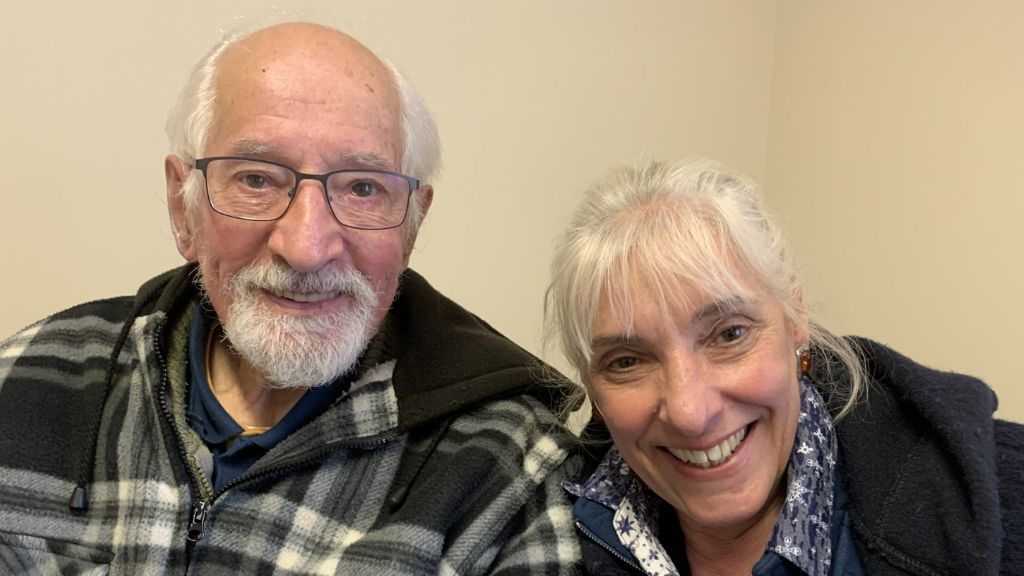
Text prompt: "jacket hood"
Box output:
[[384, 268, 570, 431], [832, 337, 1005, 576]]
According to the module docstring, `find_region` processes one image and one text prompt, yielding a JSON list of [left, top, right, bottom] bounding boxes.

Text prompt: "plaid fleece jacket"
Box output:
[[0, 266, 584, 575]]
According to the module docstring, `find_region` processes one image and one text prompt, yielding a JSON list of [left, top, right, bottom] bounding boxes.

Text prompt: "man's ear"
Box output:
[[401, 184, 434, 267], [417, 184, 434, 219], [165, 155, 199, 262]]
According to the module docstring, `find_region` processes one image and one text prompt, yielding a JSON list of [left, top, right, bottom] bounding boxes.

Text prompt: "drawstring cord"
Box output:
[[69, 289, 163, 511]]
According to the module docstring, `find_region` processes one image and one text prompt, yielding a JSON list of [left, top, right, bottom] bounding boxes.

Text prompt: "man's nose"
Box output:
[[268, 181, 346, 273], [657, 355, 725, 436]]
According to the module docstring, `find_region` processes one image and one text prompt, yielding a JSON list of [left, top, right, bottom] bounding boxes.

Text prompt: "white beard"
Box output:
[[207, 260, 379, 389]]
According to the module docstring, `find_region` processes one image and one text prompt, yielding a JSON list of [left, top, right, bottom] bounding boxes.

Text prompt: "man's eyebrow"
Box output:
[[690, 296, 757, 323], [336, 152, 395, 171], [224, 143, 396, 173], [229, 138, 285, 157]]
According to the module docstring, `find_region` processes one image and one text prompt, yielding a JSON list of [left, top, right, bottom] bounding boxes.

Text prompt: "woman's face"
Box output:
[[587, 276, 806, 533]]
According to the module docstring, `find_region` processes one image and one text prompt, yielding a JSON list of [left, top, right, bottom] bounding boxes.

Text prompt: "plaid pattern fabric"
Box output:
[[0, 296, 583, 575]]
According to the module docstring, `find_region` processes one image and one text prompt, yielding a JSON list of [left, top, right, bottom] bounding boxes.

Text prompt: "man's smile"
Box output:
[[266, 288, 343, 303]]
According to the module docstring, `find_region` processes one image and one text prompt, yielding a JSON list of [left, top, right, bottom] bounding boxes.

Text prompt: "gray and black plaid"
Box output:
[[0, 272, 584, 576]]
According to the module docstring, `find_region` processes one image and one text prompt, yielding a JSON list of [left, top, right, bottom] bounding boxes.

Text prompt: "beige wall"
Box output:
[[765, 2, 1024, 421], [2, 2, 1020, 421], [0, 0, 776, 378]]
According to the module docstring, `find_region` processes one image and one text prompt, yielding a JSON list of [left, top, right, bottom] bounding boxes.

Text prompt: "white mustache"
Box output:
[[231, 261, 376, 302]]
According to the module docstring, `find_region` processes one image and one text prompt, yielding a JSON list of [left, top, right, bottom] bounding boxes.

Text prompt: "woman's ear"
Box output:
[[165, 155, 199, 262], [791, 286, 810, 348]]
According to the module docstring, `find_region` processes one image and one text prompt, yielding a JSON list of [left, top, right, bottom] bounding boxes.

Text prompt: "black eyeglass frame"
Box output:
[[192, 156, 420, 230]]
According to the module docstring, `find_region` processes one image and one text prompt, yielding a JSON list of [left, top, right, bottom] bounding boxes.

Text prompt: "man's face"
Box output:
[[167, 29, 422, 387]]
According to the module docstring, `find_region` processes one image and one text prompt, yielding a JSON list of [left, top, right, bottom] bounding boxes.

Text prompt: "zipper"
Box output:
[[186, 501, 210, 542], [180, 432, 395, 568], [574, 520, 644, 573], [154, 320, 398, 569], [174, 435, 395, 574], [153, 319, 208, 571]]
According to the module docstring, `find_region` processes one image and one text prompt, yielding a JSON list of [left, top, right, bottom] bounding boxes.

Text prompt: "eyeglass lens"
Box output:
[[204, 158, 410, 228]]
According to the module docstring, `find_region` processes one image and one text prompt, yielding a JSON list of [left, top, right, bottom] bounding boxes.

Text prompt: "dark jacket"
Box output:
[[573, 337, 1024, 575], [0, 264, 583, 575]]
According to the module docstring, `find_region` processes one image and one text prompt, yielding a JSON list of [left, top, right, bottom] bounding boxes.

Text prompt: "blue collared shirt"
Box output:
[[564, 377, 863, 576], [185, 304, 352, 492]]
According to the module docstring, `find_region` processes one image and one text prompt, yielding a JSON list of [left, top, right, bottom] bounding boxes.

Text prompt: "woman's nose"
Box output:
[[658, 357, 725, 436]]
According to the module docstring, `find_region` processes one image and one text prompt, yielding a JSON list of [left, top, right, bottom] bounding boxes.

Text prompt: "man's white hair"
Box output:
[[165, 25, 441, 244]]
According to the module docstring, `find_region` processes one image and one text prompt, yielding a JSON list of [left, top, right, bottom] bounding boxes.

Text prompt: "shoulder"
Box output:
[[994, 418, 1024, 570], [443, 394, 580, 475], [834, 337, 1000, 451], [849, 336, 997, 411], [397, 394, 580, 507], [0, 296, 136, 482], [835, 337, 1010, 575], [395, 395, 584, 575], [0, 296, 135, 373]]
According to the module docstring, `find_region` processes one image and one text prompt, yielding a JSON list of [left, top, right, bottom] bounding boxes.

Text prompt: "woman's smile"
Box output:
[[663, 423, 751, 468]]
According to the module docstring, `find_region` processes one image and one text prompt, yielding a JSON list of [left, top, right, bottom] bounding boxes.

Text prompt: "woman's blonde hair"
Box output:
[[544, 158, 865, 421]]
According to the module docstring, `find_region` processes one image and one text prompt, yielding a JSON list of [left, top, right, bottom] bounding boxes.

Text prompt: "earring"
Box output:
[[796, 346, 811, 375]]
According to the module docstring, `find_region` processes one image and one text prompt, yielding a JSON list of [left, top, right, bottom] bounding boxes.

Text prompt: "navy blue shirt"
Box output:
[[185, 305, 351, 492]]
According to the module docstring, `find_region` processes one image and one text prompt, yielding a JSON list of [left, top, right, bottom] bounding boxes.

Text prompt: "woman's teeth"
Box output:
[[268, 289, 341, 303], [666, 427, 748, 468]]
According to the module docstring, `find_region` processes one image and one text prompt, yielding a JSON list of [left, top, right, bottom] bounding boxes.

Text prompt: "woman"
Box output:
[[546, 159, 1024, 576]]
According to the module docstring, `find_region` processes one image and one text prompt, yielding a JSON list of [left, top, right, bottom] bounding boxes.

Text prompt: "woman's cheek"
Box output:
[[597, 385, 657, 437]]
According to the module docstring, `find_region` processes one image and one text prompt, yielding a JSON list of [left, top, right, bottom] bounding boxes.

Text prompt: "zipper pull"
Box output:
[[186, 501, 210, 543]]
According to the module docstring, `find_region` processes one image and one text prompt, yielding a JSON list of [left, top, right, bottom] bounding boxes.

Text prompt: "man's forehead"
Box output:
[[206, 24, 403, 163], [224, 24, 387, 73], [217, 25, 398, 106]]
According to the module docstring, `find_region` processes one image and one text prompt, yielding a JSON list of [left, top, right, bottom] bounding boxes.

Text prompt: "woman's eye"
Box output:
[[607, 356, 640, 371], [351, 182, 378, 197], [717, 325, 747, 343], [243, 174, 268, 189]]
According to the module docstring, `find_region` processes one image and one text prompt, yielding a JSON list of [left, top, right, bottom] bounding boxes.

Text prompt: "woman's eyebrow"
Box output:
[[588, 297, 756, 350], [690, 296, 756, 323], [590, 333, 646, 350]]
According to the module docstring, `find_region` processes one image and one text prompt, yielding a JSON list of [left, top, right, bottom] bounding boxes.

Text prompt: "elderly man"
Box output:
[[0, 23, 579, 575]]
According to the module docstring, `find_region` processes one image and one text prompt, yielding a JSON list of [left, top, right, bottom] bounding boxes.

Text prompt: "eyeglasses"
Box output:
[[192, 157, 418, 230]]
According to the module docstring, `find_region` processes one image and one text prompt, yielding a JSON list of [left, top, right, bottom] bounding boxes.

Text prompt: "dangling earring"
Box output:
[[796, 345, 811, 375]]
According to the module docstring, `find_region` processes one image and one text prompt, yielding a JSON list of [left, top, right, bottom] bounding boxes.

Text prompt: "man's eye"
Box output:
[[243, 174, 268, 189], [351, 182, 379, 198]]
